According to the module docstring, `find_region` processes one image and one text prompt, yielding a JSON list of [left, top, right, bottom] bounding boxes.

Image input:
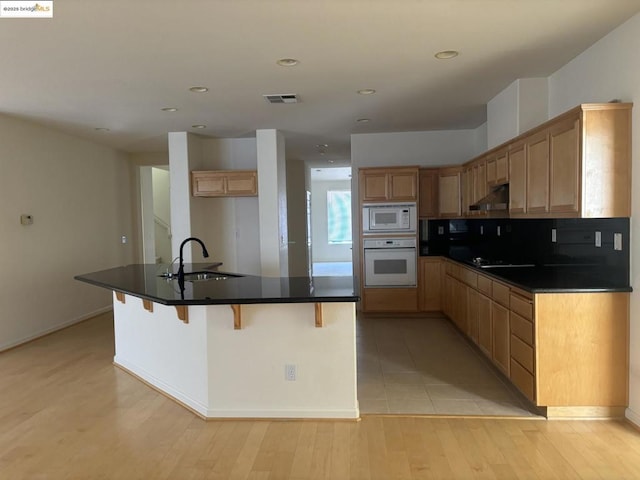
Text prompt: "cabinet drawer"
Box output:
[[477, 275, 492, 295], [510, 359, 535, 402], [492, 281, 510, 307], [510, 294, 533, 320], [511, 335, 534, 373], [510, 312, 534, 345], [461, 268, 478, 288]]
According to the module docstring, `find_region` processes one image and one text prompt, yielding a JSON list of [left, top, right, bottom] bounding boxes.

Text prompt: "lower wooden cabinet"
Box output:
[[440, 258, 629, 416], [491, 302, 510, 376], [362, 287, 418, 313], [418, 257, 441, 311]]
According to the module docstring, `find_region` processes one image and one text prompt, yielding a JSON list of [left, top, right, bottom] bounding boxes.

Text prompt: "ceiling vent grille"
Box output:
[[263, 93, 298, 104]]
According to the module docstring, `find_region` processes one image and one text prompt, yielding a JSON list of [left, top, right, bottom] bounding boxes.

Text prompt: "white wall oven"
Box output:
[[363, 238, 417, 287], [362, 203, 416, 235]]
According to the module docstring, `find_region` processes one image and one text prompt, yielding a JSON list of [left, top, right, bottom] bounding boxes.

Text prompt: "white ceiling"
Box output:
[[2, 0, 639, 166]]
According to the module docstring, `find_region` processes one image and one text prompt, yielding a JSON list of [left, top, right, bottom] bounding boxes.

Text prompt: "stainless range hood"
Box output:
[[469, 184, 509, 211]]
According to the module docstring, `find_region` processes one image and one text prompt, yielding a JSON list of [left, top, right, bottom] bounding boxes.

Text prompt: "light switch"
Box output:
[[497, 226, 501, 237], [551, 228, 557, 243], [20, 214, 33, 225]]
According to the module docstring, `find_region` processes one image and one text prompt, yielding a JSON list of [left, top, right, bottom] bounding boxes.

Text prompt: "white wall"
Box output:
[[487, 78, 549, 149], [311, 179, 352, 263], [0, 114, 134, 350], [544, 12, 640, 424], [257, 129, 289, 277]]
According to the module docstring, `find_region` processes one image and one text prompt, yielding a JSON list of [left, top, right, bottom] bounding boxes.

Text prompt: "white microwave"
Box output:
[[362, 203, 417, 234]]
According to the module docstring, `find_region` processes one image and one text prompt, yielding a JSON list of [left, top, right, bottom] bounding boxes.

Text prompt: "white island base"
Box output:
[[112, 293, 359, 419]]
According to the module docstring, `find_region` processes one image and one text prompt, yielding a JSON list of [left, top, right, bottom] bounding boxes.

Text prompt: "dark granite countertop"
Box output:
[[423, 254, 632, 293], [75, 263, 359, 306]]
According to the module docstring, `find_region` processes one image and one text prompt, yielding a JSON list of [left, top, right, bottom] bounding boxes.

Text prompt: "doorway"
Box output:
[[140, 166, 172, 264], [309, 167, 353, 276]]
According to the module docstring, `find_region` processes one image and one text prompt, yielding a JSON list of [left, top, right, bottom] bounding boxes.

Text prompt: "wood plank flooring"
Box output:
[[2, 313, 640, 479]]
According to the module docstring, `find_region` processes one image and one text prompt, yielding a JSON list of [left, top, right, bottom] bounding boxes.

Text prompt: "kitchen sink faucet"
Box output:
[[178, 237, 210, 290]]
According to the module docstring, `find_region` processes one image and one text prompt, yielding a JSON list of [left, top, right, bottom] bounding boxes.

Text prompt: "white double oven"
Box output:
[[362, 203, 417, 288]]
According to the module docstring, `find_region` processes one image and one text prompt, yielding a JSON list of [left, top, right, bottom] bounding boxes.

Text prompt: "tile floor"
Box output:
[[357, 314, 542, 417]]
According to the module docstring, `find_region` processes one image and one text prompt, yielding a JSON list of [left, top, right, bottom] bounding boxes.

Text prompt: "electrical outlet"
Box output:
[[20, 214, 33, 225], [595, 231, 602, 247], [614, 233, 623, 251], [285, 364, 296, 381], [480, 226, 484, 235], [551, 229, 557, 243], [121, 235, 128, 244], [497, 226, 501, 237], [438, 226, 444, 235]]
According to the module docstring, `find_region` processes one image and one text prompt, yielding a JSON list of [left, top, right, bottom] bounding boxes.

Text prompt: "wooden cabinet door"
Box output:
[[486, 155, 496, 187], [526, 131, 550, 214], [389, 171, 417, 201], [473, 161, 487, 203], [438, 170, 461, 218], [478, 294, 492, 357], [419, 257, 442, 311], [361, 172, 388, 201], [549, 117, 580, 214], [495, 148, 509, 185], [467, 288, 479, 344], [418, 170, 439, 217], [461, 167, 472, 216], [192, 171, 226, 196], [509, 142, 526, 214], [443, 274, 454, 319], [492, 302, 510, 375], [225, 171, 258, 196]]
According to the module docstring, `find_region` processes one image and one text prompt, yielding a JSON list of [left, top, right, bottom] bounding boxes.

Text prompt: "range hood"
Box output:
[[469, 184, 509, 211]]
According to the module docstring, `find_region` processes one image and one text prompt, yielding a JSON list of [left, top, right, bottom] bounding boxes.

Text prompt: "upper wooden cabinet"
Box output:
[[192, 170, 258, 197], [508, 103, 632, 218], [359, 167, 418, 202], [438, 167, 462, 218], [487, 147, 509, 187], [418, 169, 439, 217]]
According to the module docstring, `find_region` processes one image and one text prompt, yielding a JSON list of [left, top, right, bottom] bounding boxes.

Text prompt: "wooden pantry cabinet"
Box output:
[[191, 170, 258, 197], [441, 258, 629, 417], [359, 167, 418, 202]]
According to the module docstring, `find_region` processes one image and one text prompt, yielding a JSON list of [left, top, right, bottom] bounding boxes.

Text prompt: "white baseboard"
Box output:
[[0, 305, 112, 352], [625, 407, 640, 428], [114, 356, 210, 417]]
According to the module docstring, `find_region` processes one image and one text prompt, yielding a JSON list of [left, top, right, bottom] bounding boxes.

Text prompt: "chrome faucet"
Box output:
[[177, 237, 210, 290]]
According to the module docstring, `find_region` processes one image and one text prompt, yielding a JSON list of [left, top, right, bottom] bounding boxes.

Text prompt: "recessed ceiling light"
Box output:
[[94, 127, 110, 132], [316, 144, 329, 148], [435, 50, 459, 60], [162, 107, 178, 112], [356, 118, 370, 123], [189, 86, 209, 93], [328, 160, 334, 164], [276, 58, 299, 67], [192, 124, 207, 129], [357, 89, 376, 95]]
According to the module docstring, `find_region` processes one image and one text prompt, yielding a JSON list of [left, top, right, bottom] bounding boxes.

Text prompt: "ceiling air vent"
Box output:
[[263, 93, 298, 104]]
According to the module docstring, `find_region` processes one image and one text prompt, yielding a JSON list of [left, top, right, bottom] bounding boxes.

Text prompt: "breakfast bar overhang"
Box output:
[[75, 264, 360, 420]]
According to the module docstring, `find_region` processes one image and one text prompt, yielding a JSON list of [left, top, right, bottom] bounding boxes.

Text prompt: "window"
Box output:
[[327, 190, 352, 244]]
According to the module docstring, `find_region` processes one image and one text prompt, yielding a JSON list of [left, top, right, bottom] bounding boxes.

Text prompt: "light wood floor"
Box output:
[[3, 313, 640, 479]]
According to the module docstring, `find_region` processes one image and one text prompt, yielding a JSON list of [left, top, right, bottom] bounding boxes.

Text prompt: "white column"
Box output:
[[256, 129, 288, 277]]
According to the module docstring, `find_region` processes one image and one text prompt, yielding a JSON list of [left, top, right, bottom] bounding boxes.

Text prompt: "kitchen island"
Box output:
[[76, 264, 360, 420]]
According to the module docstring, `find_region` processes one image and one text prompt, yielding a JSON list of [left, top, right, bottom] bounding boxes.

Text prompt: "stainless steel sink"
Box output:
[[478, 264, 535, 269], [159, 271, 243, 282]]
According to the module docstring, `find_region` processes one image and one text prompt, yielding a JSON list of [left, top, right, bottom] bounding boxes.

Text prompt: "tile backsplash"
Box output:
[[421, 217, 630, 284]]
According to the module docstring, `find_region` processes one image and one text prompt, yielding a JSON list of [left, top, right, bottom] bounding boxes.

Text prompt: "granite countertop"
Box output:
[[75, 263, 360, 306], [446, 256, 632, 293]]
